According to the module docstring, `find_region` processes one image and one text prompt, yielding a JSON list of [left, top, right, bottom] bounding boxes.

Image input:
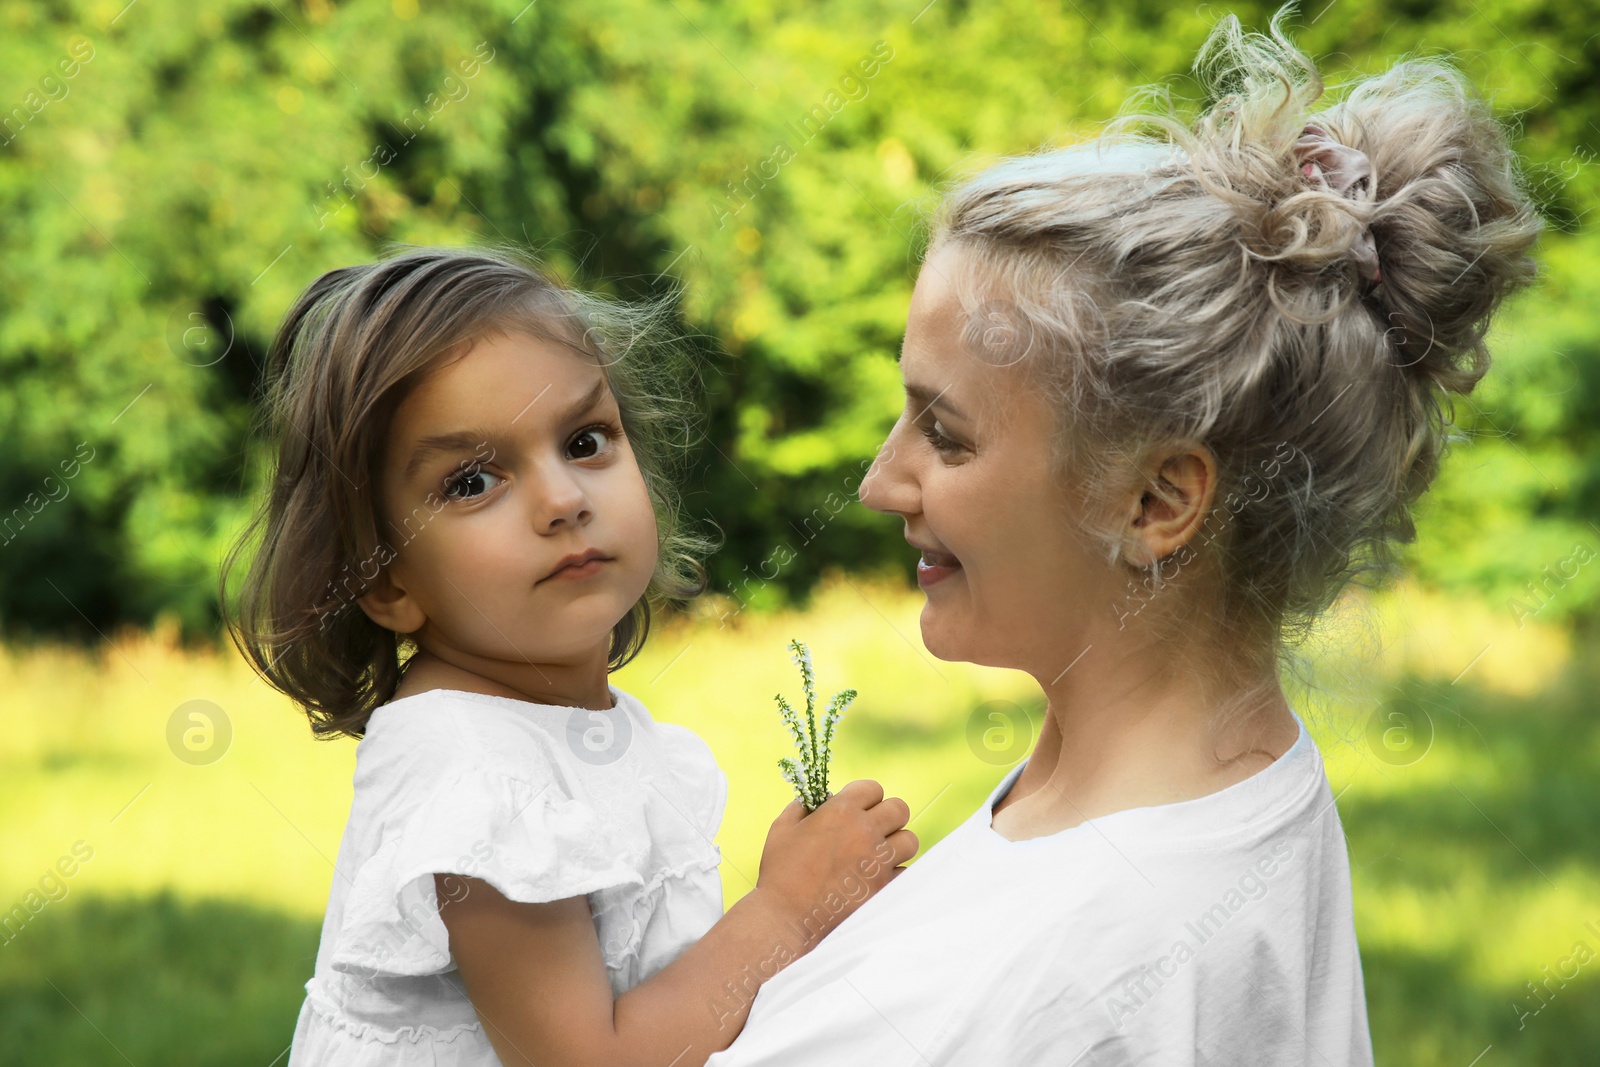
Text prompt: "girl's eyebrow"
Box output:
[[401, 378, 614, 482], [404, 430, 493, 482]]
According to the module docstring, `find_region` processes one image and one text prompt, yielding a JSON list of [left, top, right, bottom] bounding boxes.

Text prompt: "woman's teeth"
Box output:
[[916, 549, 960, 587]]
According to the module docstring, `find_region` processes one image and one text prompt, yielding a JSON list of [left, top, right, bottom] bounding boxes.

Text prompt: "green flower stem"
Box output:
[[773, 640, 857, 812]]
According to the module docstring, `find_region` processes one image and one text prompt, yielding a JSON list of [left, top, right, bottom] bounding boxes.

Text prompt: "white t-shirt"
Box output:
[[289, 686, 727, 1066], [709, 713, 1373, 1066]]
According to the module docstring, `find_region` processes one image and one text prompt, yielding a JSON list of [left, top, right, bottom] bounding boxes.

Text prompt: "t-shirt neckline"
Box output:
[[977, 710, 1313, 848]]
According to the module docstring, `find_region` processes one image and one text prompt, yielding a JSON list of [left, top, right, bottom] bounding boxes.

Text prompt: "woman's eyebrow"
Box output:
[[905, 382, 968, 422]]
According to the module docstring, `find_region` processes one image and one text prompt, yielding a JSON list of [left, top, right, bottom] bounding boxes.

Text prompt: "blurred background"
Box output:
[[1, 0, 1597, 1062]]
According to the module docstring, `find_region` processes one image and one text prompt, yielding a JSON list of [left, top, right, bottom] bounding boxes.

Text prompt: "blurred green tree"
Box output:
[[0, 0, 1595, 636]]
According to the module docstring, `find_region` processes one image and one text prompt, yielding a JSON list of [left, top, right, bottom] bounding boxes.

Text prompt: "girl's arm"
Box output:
[[438, 779, 916, 1067]]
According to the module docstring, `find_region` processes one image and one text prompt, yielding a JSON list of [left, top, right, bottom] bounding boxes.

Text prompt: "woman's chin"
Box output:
[[919, 601, 1033, 673], [917, 602, 981, 665]]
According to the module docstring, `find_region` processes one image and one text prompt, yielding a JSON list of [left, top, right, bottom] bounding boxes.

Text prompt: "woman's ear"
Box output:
[[1124, 444, 1218, 565], [357, 565, 428, 635]]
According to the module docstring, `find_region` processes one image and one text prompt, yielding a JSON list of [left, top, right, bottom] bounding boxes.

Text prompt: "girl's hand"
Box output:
[[752, 778, 918, 948]]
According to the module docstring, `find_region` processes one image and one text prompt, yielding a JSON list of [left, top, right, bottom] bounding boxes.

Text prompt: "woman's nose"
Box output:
[[859, 429, 916, 516]]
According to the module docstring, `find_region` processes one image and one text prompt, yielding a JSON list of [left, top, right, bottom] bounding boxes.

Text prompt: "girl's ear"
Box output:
[[1124, 444, 1218, 565], [357, 567, 428, 635]]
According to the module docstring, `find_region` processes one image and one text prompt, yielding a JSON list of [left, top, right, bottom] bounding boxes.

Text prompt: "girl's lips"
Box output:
[[549, 557, 608, 580], [915, 549, 961, 588], [540, 549, 613, 582]]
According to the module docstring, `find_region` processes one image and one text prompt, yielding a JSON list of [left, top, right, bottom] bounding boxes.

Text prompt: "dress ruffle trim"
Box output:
[[297, 991, 482, 1046], [329, 769, 648, 978], [290, 992, 494, 1066], [593, 845, 723, 971]]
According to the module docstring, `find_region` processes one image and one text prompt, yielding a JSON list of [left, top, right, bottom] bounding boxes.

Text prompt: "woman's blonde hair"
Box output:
[[931, 10, 1541, 680], [223, 246, 710, 739]]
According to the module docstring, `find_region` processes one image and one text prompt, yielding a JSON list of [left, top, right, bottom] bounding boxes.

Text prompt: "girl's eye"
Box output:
[[918, 421, 966, 456], [443, 465, 503, 500], [567, 424, 615, 461]]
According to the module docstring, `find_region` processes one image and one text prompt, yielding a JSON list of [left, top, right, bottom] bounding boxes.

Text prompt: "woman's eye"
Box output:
[[918, 421, 965, 455], [443, 465, 503, 500], [567, 424, 614, 460]]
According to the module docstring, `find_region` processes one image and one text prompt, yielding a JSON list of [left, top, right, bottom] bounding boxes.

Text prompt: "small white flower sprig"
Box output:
[[774, 639, 856, 812]]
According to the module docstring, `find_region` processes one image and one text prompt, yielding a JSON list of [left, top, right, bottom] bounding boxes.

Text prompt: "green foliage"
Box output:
[[0, 893, 317, 1066], [773, 638, 855, 810], [1409, 232, 1600, 620], [0, 0, 1596, 636]]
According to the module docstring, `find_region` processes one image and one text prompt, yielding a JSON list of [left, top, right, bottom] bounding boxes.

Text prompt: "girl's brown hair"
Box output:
[[223, 246, 710, 738]]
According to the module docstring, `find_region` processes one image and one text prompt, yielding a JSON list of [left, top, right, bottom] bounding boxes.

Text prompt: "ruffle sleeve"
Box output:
[[328, 769, 648, 979]]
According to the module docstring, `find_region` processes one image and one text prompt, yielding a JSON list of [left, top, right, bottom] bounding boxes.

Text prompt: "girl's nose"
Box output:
[[859, 431, 916, 516], [532, 467, 593, 532]]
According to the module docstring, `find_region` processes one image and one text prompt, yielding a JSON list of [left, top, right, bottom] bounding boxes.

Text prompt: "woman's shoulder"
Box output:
[[1087, 711, 1330, 850], [916, 715, 1348, 934], [1017, 719, 1353, 952]]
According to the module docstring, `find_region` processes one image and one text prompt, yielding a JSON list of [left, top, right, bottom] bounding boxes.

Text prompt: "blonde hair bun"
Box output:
[[931, 6, 1542, 654]]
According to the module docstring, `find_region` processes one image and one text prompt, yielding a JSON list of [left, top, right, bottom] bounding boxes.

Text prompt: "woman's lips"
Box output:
[[915, 548, 961, 588]]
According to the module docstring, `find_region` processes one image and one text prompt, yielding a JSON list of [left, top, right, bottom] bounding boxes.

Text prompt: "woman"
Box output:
[[707, 12, 1539, 1065]]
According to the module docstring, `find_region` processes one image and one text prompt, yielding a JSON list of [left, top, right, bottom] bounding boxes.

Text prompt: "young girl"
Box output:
[[707, 12, 1541, 1065], [226, 247, 917, 1066]]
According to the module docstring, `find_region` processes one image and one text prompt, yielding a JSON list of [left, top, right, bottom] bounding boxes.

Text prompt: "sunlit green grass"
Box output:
[[1, 576, 1596, 1065]]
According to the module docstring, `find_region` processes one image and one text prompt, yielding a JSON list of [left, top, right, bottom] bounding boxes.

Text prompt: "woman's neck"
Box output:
[[990, 642, 1298, 841]]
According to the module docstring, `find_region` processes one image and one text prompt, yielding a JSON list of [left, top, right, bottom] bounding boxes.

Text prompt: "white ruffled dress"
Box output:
[[288, 685, 728, 1066]]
